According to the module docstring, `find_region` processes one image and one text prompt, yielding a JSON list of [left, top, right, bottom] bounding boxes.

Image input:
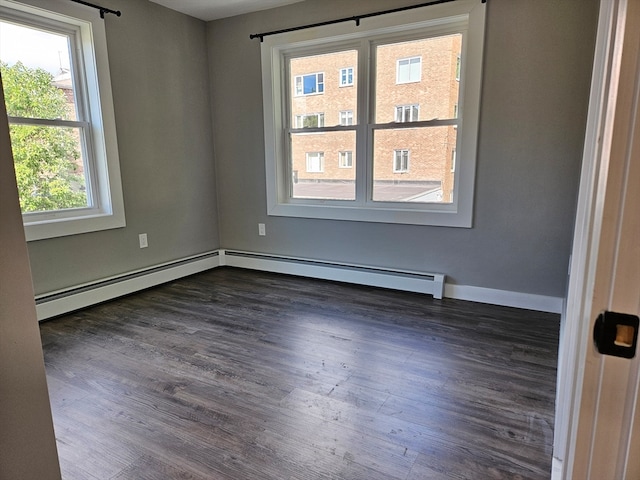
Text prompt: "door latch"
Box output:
[[594, 311, 639, 359]]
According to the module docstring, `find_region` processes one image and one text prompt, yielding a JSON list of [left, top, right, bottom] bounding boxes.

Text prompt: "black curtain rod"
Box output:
[[250, 0, 486, 42], [69, 0, 121, 18]]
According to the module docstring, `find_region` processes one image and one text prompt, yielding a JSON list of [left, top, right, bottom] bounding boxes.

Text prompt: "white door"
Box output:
[[557, 0, 640, 477]]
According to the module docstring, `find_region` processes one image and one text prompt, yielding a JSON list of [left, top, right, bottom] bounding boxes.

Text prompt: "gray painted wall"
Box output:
[[207, 0, 599, 298], [26, 0, 219, 295]]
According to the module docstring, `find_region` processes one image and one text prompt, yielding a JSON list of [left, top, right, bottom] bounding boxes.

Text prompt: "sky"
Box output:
[[0, 20, 70, 75]]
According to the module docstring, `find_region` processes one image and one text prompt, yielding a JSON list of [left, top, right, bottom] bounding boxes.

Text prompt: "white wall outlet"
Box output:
[[138, 233, 148, 248], [258, 223, 266, 236]]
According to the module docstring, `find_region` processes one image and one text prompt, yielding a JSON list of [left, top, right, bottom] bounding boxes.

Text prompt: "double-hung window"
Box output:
[[0, 0, 124, 240], [261, 0, 485, 227]]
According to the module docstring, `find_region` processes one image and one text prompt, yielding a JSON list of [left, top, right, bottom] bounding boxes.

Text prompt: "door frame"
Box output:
[[555, 0, 640, 477]]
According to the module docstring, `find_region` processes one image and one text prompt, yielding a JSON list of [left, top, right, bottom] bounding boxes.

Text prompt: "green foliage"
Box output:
[[1, 61, 87, 213]]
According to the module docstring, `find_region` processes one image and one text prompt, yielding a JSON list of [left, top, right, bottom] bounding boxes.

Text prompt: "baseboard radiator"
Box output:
[[35, 251, 222, 321], [220, 250, 445, 299]]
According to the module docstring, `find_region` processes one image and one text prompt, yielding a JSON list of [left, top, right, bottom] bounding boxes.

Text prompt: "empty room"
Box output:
[[2, 0, 639, 479]]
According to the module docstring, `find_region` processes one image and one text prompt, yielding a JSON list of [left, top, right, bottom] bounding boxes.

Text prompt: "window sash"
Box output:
[[0, 0, 125, 240], [262, 0, 485, 227]]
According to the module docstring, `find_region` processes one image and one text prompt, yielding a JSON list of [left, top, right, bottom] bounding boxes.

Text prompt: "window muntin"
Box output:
[[339, 67, 353, 86], [294, 72, 324, 95], [0, 1, 125, 240], [262, 0, 485, 227], [396, 56, 421, 84]]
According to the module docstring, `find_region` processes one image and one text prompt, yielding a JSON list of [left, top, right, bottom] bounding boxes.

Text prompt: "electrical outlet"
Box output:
[[139, 233, 148, 248], [258, 223, 266, 236]]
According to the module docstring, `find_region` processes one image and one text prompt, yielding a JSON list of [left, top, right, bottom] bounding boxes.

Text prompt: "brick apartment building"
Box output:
[[289, 34, 461, 203]]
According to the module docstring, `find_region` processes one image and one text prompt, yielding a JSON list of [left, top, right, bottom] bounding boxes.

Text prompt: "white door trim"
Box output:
[[556, 0, 640, 476]]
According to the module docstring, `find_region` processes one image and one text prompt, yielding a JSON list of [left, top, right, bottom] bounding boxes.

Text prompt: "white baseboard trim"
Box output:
[[35, 249, 563, 321], [220, 249, 446, 299], [35, 251, 221, 321], [551, 457, 563, 480], [444, 283, 563, 314]]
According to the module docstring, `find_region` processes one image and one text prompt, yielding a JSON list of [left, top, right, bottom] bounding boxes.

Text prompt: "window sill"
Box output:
[[268, 202, 472, 227]]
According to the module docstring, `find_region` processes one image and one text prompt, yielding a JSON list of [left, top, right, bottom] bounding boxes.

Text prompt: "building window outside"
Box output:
[[295, 112, 325, 128], [339, 151, 353, 168], [393, 149, 410, 173], [395, 104, 420, 122], [339, 67, 354, 86], [295, 72, 324, 95], [456, 54, 461, 81], [0, 0, 125, 240], [339, 110, 354, 126], [262, 0, 486, 227], [396, 56, 421, 84], [306, 152, 324, 172]]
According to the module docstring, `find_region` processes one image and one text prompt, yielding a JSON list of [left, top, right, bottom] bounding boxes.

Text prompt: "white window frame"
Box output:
[[339, 150, 353, 168], [261, 0, 485, 227], [294, 72, 324, 96], [294, 112, 325, 128], [305, 152, 324, 172], [395, 104, 420, 122], [0, 0, 125, 241], [393, 149, 410, 173], [396, 56, 422, 84], [339, 66, 354, 86], [339, 110, 354, 126]]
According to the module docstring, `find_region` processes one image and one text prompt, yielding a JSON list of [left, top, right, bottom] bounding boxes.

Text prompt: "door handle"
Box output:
[[594, 311, 639, 359]]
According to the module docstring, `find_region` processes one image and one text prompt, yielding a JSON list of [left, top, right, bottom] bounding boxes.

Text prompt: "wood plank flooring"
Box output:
[[40, 267, 560, 480]]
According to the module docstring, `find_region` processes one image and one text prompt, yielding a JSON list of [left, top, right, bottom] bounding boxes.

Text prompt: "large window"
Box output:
[[261, 0, 485, 227], [0, 0, 124, 240]]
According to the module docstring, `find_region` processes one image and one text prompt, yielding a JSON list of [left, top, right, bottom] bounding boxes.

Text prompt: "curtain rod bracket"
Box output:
[[70, 0, 121, 19]]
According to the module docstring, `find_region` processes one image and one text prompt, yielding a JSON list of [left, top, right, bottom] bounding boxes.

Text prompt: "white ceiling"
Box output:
[[148, 0, 306, 21]]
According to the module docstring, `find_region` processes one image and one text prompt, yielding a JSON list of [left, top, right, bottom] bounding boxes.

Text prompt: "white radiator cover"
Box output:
[[221, 250, 445, 298], [35, 248, 562, 321]]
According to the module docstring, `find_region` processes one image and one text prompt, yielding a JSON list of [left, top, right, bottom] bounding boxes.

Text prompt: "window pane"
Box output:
[[291, 130, 356, 200], [290, 50, 358, 126], [9, 124, 89, 212], [376, 35, 462, 123], [0, 21, 79, 121], [372, 126, 457, 203]]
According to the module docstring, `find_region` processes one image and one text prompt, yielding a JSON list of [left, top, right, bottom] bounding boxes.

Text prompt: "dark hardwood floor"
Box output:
[[40, 267, 559, 480]]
